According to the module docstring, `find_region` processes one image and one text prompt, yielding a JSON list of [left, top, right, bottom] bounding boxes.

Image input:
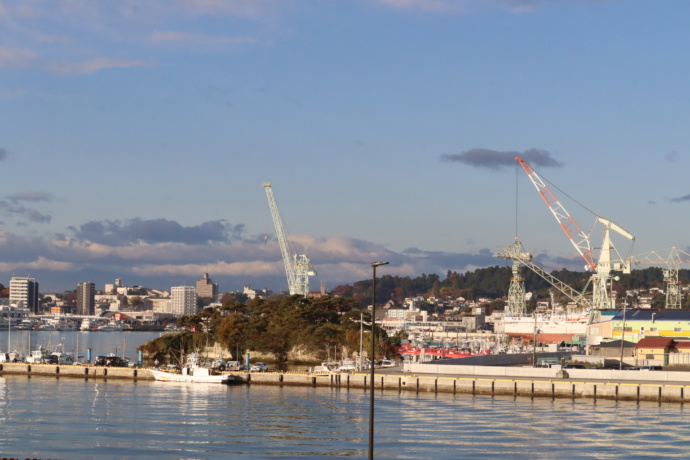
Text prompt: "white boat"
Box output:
[[150, 367, 233, 383], [150, 353, 234, 384], [80, 318, 97, 331], [15, 319, 39, 330], [95, 320, 124, 332]]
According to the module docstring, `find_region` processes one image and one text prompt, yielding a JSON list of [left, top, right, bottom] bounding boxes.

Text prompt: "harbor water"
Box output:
[[1, 376, 690, 459], [0, 330, 165, 364], [1, 331, 690, 459]]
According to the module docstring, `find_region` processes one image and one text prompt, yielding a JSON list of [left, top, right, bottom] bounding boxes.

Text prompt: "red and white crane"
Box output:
[[515, 157, 635, 310]]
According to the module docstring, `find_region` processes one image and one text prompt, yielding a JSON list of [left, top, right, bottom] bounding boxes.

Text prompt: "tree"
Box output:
[[216, 312, 247, 359]]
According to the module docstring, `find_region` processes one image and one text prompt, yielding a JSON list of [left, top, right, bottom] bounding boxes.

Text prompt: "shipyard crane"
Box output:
[[515, 157, 635, 310], [495, 237, 593, 311], [616, 246, 690, 309], [263, 183, 316, 296]]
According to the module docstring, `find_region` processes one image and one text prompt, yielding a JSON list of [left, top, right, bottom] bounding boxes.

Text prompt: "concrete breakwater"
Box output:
[[2, 362, 690, 403]]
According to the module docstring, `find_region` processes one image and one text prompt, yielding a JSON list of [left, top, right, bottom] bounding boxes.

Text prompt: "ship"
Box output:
[[501, 305, 588, 344]]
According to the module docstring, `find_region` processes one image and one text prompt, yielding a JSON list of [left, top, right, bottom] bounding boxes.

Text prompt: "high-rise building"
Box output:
[[171, 286, 197, 317], [196, 273, 218, 300], [9, 277, 39, 314], [76, 282, 95, 316]]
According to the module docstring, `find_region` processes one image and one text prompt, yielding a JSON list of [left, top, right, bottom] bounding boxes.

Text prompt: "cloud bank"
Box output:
[[0, 216, 591, 293], [441, 147, 564, 170]]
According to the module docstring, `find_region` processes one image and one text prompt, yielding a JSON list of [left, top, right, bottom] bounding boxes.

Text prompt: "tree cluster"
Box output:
[[139, 295, 400, 365]]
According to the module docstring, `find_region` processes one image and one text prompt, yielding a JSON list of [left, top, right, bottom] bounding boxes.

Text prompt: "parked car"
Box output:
[[336, 361, 357, 373], [211, 359, 228, 371], [225, 361, 242, 371], [95, 355, 128, 367], [639, 365, 663, 371], [250, 362, 268, 372], [563, 363, 586, 369]]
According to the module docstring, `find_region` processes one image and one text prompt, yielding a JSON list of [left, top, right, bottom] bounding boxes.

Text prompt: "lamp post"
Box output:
[[619, 301, 627, 370], [369, 261, 389, 460]]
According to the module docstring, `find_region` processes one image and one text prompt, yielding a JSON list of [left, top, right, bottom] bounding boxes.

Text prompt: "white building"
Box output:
[[9, 277, 39, 314], [171, 286, 197, 317]]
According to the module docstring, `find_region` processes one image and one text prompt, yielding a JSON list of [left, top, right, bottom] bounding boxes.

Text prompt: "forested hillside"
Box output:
[[330, 266, 690, 307]]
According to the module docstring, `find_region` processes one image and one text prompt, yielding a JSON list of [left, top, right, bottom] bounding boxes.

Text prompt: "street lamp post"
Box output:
[[369, 261, 389, 460], [619, 301, 628, 370]]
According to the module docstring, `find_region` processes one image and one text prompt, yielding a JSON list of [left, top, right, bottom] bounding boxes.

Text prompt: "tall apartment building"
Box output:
[[9, 277, 39, 314], [196, 273, 218, 300], [170, 286, 197, 317], [76, 282, 96, 316]]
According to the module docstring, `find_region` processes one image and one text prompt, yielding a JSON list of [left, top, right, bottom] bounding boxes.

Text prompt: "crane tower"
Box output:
[[263, 183, 316, 296], [623, 246, 690, 309]]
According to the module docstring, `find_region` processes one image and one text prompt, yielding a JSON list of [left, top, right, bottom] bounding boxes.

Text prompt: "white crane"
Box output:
[[515, 157, 635, 310], [263, 183, 316, 296], [620, 246, 690, 309]]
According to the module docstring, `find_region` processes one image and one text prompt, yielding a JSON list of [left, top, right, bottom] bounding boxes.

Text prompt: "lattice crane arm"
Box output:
[[263, 183, 299, 294], [516, 157, 597, 271]]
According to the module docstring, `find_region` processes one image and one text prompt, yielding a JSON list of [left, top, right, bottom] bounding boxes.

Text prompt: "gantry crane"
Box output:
[[515, 157, 635, 310], [263, 183, 316, 296]]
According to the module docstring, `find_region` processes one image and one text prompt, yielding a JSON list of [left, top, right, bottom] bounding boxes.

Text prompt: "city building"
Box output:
[[196, 273, 218, 300], [9, 277, 39, 314], [171, 286, 197, 317], [76, 282, 96, 316], [104, 278, 128, 296]]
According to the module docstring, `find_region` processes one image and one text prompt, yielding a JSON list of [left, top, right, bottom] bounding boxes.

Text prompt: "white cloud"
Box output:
[[0, 256, 73, 272], [148, 30, 257, 46], [180, 0, 279, 17], [0, 45, 38, 68], [379, 0, 459, 12], [47, 58, 154, 75]]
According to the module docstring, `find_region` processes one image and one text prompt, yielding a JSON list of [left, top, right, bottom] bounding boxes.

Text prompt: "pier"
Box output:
[[2, 362, 690, 403]]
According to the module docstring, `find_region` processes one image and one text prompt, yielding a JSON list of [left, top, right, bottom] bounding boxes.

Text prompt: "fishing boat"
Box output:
[[150, 352, 234, 383]]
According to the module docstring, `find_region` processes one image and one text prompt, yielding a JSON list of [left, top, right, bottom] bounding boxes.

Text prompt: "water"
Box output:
[[0, 330, 165, 362], [0, 374, 689, 459], [1, 331, 690, 459]]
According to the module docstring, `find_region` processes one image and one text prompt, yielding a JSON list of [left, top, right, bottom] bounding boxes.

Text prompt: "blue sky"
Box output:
[[2, 0, 690, 293]]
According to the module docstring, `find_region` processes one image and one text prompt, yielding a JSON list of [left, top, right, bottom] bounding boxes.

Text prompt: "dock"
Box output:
[[2, 362, 690, 403]]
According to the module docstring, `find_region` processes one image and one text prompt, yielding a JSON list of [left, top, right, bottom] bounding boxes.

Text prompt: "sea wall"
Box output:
[[240, 371, 690, 403], [2, 363, 690, 403], [0, 362, 152, 380]]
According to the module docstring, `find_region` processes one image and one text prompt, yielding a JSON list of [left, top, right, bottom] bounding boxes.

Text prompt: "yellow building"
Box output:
[[635, 338, 675, 364]]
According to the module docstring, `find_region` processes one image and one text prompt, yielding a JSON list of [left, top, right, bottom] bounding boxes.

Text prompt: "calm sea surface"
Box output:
[[1, 332, 690, 459]]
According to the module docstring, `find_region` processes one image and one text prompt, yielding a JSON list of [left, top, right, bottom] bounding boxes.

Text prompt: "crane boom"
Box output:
[[495, 238, 593, 310], [263, 183, 316, 296], [596, 217, 634, 241], [516, 157, 596, 271]]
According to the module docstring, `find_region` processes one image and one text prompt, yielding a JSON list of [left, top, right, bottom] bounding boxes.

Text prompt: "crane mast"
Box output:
[[263, 183, 316, 296]]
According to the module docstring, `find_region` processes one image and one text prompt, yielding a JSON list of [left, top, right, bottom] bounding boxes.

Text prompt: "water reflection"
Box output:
[[0, 376, 689, 458]]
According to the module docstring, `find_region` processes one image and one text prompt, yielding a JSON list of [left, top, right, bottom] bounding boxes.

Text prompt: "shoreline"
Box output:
[[2, 362, 690, 403]]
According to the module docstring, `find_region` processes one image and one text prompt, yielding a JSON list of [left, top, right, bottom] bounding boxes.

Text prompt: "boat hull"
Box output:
[[502, 315, 587, 344], [150, 369, 233, 383]]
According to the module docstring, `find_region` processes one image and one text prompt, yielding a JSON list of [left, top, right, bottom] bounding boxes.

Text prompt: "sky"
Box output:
[[2, 0, 690, 294]]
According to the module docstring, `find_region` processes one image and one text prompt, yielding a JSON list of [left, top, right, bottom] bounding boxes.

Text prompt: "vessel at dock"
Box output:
[[502, 304, 589, 344], [150, 352, 234, 383]]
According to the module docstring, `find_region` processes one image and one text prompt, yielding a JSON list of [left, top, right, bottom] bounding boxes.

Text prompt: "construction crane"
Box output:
[[263, 183, 316, 296], [495, 237, 593, 311], [619, 246, 690, 309], [515, 157, 634, 310]]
